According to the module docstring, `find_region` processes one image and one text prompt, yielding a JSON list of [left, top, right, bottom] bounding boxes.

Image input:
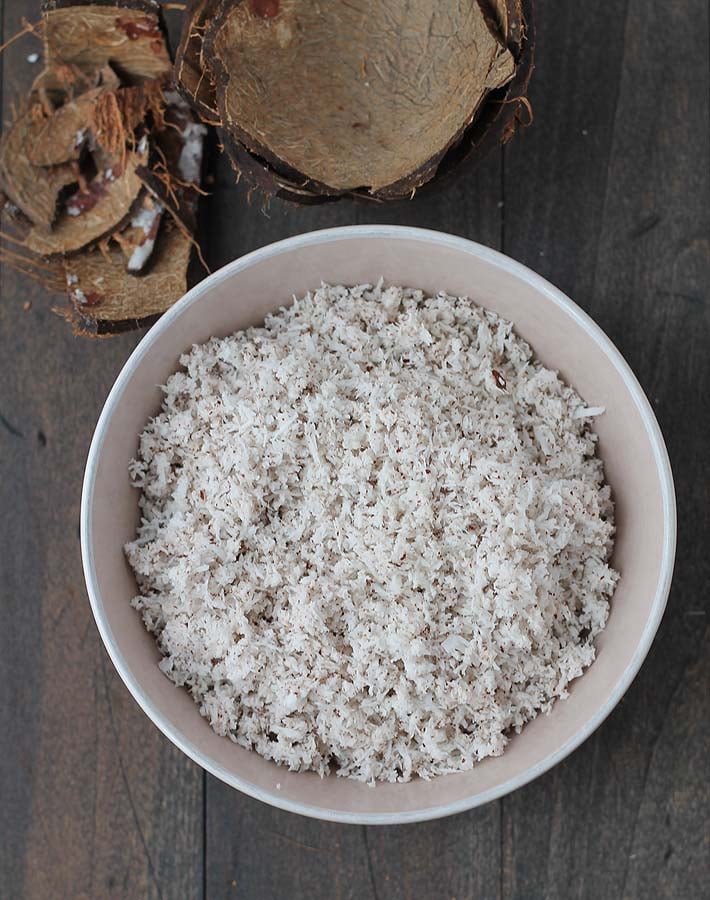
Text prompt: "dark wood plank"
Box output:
[[203, 147, 503, 272], [501, 1, 710, 898], [206, 791, 501, 900], [0, 3, 204, 898], [205, 796, 375, 900], [204, 153, 506, 900]]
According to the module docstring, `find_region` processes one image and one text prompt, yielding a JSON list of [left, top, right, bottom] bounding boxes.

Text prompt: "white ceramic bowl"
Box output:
[[82, 226, 675, 824]]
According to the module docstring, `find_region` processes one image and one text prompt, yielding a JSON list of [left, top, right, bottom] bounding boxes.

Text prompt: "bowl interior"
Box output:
[[84, 228, 673, 822]]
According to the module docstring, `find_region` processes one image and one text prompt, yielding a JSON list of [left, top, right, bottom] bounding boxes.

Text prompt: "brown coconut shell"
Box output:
[[174, 0, 221, 122], [23, 145, 147, 256], [0, 0, 205, 337], [25, 88, 105, 165], [31, 63, 99, 112], [62, 220, 192, 335], [0, 107, 79, 228], [179, 0, 533, 203], [88, 80, 167, 156], [41, 0, 172, 84], [111, 189, 163, 272], [205, 0, 514, 195]]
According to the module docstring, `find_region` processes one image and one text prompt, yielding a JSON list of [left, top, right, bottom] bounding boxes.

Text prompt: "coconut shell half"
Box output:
[[180, 0, 533, 203], [204, 0, 515, 197]]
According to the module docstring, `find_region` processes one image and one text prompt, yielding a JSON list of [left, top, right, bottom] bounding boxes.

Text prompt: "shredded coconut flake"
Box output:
[[177, 122, 207, 184], [125, 283, 618, 783], [573, 405, 606, 419], [127, 238, 157, 273], [130, 204, 162, 232], [127, 202, 163, 272]]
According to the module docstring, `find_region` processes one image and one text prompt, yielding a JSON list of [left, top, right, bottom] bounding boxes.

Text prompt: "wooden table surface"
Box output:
[[1, 2, 708, 898]]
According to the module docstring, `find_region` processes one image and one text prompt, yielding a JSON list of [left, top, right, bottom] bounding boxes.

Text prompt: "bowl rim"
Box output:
[[81, 224, 676, 825]]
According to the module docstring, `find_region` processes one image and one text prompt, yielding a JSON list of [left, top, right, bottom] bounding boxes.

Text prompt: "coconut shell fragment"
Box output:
[[0, 107, 78, 228], [63, 222, 192, 335], [135, 91, 207, 247], [24, 148, 146, 256], [89, 80, 166, 156], [42, 0, 172, 83], [25, 88, 104, 165], [113, 189, 163, 272]]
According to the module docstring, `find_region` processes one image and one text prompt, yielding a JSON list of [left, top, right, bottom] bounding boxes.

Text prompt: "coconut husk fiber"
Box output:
[[0, 0, 205, 337], [25, 88, 105, 165], [177, 0, 534, 202], [23, 146, 147, 256]]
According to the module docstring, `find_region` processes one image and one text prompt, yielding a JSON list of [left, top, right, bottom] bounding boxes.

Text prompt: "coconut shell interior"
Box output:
[[25, 88, 103, 165], [175, 0, 533, 201], [24, 148, 146, 256], [63, 222, 192, 333], [0, 108, 78, 228], [43, 2, 172, 83], [206, 0, 515, 193]]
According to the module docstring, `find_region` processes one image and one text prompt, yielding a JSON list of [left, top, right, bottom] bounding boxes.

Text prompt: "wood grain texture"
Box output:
[[1, 1, 708, 899], [206, 791, 501, 900]]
